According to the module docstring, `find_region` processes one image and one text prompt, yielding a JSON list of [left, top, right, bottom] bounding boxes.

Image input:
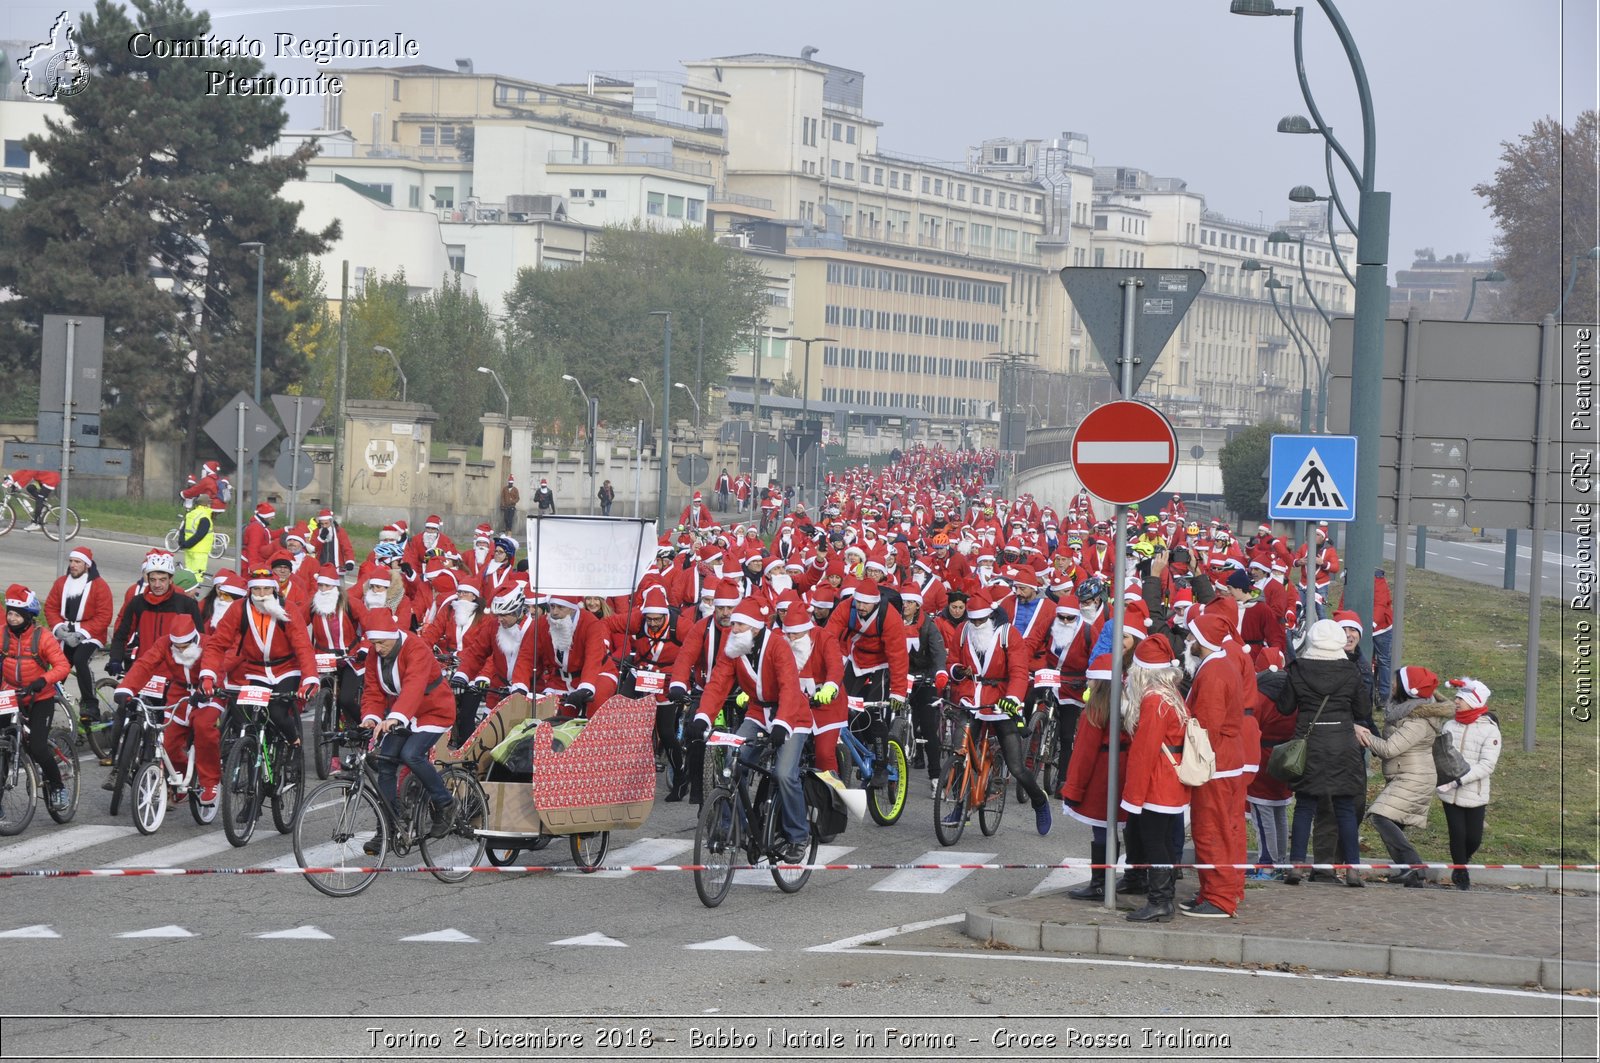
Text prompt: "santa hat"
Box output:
[[782, 610, 814, 634], [1054, 592, 1079, 616], [545, 593, 582, 611], [360, 563, 391, 588], [763, 557, 787, 577], [640, 584, 671, 616], [1332, 609, 1364, 633], [1189, 613, 1232, 654], [424, 514, 443, 530], [431, 569, 460, 597], [507, 475, 516, 484], [1085, 652, 1114, 683], [202, 461, 220, 476], [474, 523, 493, 543], [315, 564, 341, 587], [692, 490, 703, 501], [1170, 588, 1195, 625], [167, 616, 199, 646], [68, 546, 94, 567], [898, 583, 923, 605], [378, 524, 403, 542], [212, 569, 247, 597], [729, 599, 771, 630], [283, 527, 310, 549], [852, 580, 882, 607], [1133, 636, 1178, 670], [965, 588, 995, 620], [246, 566, 277, 591], [1398, 665, 1439, 699], [1257, 646, 1286, 673], [1121, 599, 1151, 641], [254, 502, 275, 520], [316, 508, 333, 522], [4, 584, 38, 612], [363, 609, 402, 641], [808, 585, 837, 610], [455, 576, 482, 599], [1009, 567, 1039, 589], [1449, 677, 1491, 709], [267, 548, 295, 570], [539, 478, 548, 486]]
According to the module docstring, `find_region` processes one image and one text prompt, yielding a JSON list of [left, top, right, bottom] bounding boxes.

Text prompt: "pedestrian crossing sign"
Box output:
[[1268, 434, 1357, 521]]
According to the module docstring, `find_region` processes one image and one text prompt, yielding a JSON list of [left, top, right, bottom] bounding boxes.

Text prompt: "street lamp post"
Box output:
[[673, 381, 702, 424], [649, 312, 673, 523], [561, 374, 597, 515], [627, 376, 656, 518], [1556, 246, 1600, 318], [239, 241, 265, 510], [476, 366, 509, 421], [373, 345, 406, 403], [1463, 271, 1506, 321], [1235, 0, 1389, 659]]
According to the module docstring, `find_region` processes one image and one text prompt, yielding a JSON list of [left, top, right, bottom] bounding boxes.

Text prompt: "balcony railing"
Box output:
[[710, 189, 774, 210], [546, 150, 713, 177], [918, 233, 943, 249]]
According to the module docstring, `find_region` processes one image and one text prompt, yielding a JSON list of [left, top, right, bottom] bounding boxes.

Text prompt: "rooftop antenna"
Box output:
[[800, 45, 819, 61]]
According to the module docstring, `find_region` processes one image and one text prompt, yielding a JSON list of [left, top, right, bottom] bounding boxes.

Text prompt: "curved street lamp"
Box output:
[[476, 366, 509, 421], [1557, 246, 1600, 317], [1463, 270, 1506, 321], [626, 376, 656, 422], [373, 345, 406, 403], [672, 381, 703, 424]]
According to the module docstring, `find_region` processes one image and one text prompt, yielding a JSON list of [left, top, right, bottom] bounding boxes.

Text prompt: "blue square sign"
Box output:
[[1268, 435, 1357, 522]]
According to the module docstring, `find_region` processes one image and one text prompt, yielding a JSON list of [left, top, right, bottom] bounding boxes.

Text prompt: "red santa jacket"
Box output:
[[677, 500, 715, 529], [946, 621, 1028, 721], [1060, 712, 1127, 827], [1118, 690, 1192, 815], [826, 600, 910, 698], [619, 610, 695, 704], [200, 598, 319, 690], [241, 517, 275, 574], [45, 573, 114, 647], [307, 595, 366, 657], [1239, 600, 1287, 669], [1185, 650, 1245, 778], [402, 529, 460, 572], [311, 522, 357, 570], [461, 614, 539, 706], [790, 627, 846, 735], [669, 614, 725, 696], [422, 606, 491, 663], [360, 632, 454, 732], [694, 630, 810, 736], [536, 610, 617, 703], [115, 634, 205, 705]]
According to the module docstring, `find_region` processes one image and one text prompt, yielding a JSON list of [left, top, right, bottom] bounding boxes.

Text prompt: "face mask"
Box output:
[[364, 588, 387, 608], [723, 628, 755, 659]]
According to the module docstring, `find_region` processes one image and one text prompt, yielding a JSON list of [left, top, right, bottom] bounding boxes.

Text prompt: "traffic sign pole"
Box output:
[[56, 319, 77, 575], [289, 398, 304, 529], [234, 403, 246, 571], [1102, 274, 1139, 910]]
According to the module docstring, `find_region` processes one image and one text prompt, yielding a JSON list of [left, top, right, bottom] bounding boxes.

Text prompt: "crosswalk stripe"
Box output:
[[732, 844, 854, 888], [1031, 865, 1092, 895], [108, 832, 240, 869], [869, 849, 997, 893], [565, 837, 692, 879], [0, 825, 138, 868]]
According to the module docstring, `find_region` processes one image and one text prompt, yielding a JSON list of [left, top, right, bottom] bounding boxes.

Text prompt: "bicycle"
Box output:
[[1021, 669, 1064, 802], [0, 485, 78, 540], [311, 653, 361, 780], [124, 693, 218, 834], [0, 689, 79, 833], [294, 726, 488, 897], [53, 675, 119, 762], [219, 686, 305, 848], [692, 729, 820, 908], [932, 705, 1009, 846], [833, 697, 908, 826], [163, 513, 230, 559]]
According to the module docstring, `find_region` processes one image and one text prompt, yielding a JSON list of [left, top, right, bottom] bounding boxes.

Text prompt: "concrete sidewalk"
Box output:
[[966, 871, 1599, 991]]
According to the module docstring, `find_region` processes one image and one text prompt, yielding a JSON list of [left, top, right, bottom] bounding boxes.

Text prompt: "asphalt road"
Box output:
[[1384, 528, 1576, 598]]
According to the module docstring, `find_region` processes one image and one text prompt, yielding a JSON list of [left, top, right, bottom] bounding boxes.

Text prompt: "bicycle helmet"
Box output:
[[1075, 576, 1107, 603], [490, 589, 526, 617], [373, 540, 403, 563], [143, 551, 177, 575]]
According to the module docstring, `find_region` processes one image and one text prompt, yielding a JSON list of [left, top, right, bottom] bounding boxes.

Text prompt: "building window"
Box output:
[[569, 188, 585, 199], [447, 245, 466, 272], [391, 121, 399, 141], [874, 167, 884, 185], [647, 192, 664, 216], [434, 186, 454, 208], [956, 184, 966, 201], [592, 189, 607, 199], [844, 162, 854, 180], [687, 199, 703, 222], [921, 175, 931, 193], [934, 179, 943, 196], [846, 126, 856, 144], [408, 186, 421, 208], [888, 172, 898, 189], [440, 125, 456, 145], [830, 159, 841, 177], [832, 121, 842, 141], [4, 140, 31, 169], [392, 78, 400, 100], [667, 195, 685, 218], [993, 146, 1009, 162], [420, 125, 436, 146]]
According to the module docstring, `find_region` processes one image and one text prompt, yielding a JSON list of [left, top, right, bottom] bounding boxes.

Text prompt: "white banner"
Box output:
[[523, 516, 658, 597]]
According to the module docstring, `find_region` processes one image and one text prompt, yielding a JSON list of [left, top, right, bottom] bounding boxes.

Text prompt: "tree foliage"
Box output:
[[1218, 420, 1286, 523], [1473, 111, 1599, 322], [0, 0, 335, 496], [501, 224, 770, 435]]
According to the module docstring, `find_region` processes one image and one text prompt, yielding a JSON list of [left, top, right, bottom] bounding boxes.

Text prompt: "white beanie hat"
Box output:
[[1300, 618, 1347, 661]]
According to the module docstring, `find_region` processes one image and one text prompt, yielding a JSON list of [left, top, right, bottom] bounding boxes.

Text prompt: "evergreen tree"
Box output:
[[0, 0, 336, 497], [1218, 420, 1286, 524]]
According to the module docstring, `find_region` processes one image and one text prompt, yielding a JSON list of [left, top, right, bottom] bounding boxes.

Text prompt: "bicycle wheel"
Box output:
[[1021, 714, 1048, 802], [867, 739, 908, 826], [163, 528, 181, 552], [41, 506, 79, 542], [131, 761, 167, 835], [569, 831, 609, 872], [1037, 717, 1062, 799], [484, 845, 521, 866], [888, 714, 913, 759], [271, 742, 304, 835], [189, 773, 217, 825], [295, 779, 386, 897], [221, 739, 263, 847], [46, 729, 79, 824], [0, 751, 37, 836], [107, 717, 143, 817], [693, 790, 739, 908], [86, 679, 118, 761], [932, 754, 967, 847], [765, 790, 815, 894], [313, 692, 337, 780], [210, 536, 226, 559], [421, 769, 487, 883], [978, 736, 1008, 837], [834, 737, 859, 789], [0, 499, 16, 536]]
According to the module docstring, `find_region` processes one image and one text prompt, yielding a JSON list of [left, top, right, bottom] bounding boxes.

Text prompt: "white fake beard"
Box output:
[[549, 613, 576, 655], [768, 574, 793, 595], [496, 620, 526, 660], [453, 600, 479, 626], [211, 598, 234, 625], [698, 602, 713, 620], [423, 532, 439, 551], [1078, 606, 1100, 625], [1183, 647, 1202, 676], [474, 545, 490, 566], [1051, 617, 1078, 646], [967, 617, 998, 657], [250, 594, 290, 623], [363, 589, 387, 609], [788, 634, 814, 672], [171, 640, 202, 668], [311, 587, 339, 615], [723, 629, 755, 659]]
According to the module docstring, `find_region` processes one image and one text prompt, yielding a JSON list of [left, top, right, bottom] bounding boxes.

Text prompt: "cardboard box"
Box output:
[[479, 780, 542, 837], [434, 694, 559, 768]]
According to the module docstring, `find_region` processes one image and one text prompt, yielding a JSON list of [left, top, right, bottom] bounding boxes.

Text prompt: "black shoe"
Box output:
[[1115, 872, 1148, 895], [1177, 895, 1200, 911], [1067, 878, 1104, 901], [1452, 868, 1470, 891], [911, 750, 926, 770], [101, 774, 115, 792], [1283, 870, 1303, 885], [1125, 900, 1175, 923], [1400, 870, 1426, 888], [664, 778, 688, 803], [427, 798, 457, 839], [362, 835, 384, 856], [1308, 870, 1341, 884], [1180, 900, 1234, 919], [1344, 872, 1365, 887], [773, 840, 807, 865]]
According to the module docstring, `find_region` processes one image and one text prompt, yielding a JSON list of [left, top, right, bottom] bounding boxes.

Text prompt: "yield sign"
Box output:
[[1070, 401, 1178, 505], [202, 392, 280, 462], [1058, 267, 1206, 395], [270, 394, 325, 443]]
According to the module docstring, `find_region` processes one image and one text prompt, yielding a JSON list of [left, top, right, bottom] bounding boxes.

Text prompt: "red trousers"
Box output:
[[163, 701, 222, 796], [1192, 774, 1246, 914], [811, 728, 839, 773]]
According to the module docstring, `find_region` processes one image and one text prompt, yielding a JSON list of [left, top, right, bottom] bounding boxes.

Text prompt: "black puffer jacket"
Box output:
[[1273, 656, 1365, 798]]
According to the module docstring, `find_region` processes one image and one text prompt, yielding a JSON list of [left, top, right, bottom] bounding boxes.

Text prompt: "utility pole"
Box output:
[[333, 261, 349, 521]]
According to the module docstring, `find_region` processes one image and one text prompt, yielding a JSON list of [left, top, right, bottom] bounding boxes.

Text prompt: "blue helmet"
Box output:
[[373, 540, 403, 563]]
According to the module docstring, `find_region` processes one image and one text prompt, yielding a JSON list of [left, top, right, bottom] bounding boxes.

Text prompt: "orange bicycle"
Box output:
[[932, 704, 1008, 845]]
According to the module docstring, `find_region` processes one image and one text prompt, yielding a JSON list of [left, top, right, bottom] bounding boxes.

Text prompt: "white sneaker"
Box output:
[[929, 778, 939, 798]]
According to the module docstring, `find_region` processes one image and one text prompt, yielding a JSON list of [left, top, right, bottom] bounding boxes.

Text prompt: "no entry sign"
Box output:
[[1070, 401, 1179, 505]]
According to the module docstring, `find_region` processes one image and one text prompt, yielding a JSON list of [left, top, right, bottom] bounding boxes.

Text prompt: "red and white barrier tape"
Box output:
[[0, 861, 1595, 879]]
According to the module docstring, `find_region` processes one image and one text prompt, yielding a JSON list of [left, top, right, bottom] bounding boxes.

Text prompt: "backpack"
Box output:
[[1162, 694, 1216, 787], [217, 477, 233, 504]]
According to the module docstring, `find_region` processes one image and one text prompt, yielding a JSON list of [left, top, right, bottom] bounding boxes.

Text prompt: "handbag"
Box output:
[[1432, 729, 1470, 786], [1161, 696, 1216, 786], [1266, 694, 1330, 785]]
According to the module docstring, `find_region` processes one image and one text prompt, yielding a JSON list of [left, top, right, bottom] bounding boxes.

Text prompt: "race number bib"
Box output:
[[633, 670, 666, 695], [847, 696, 865, 714], [1033, 669, 1061, 688], [140, 676, 170, 700], [238, 686, 272, 707], [0, 688, 16, 716], [316, 654, 339, 675]]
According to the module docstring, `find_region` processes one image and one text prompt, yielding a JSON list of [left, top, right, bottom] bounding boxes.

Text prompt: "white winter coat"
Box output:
[[1436, 716, 1501, 809]]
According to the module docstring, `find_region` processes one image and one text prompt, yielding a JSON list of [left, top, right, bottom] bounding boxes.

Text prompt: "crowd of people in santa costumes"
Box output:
[[3, 440, 1501, 910]]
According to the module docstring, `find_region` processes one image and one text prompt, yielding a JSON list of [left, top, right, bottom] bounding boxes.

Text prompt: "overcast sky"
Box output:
[[7, 0, 1595, 266]]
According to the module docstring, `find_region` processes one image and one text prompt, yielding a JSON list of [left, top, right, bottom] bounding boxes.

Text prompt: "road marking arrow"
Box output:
[[549, 931, 627, 947]]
